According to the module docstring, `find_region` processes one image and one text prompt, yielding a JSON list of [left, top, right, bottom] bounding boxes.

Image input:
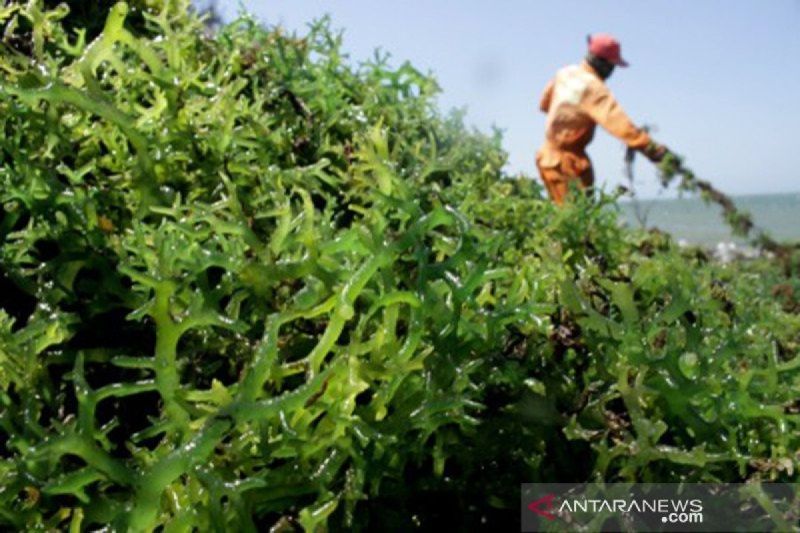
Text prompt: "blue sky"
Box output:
[[205, 1, 800, 198]]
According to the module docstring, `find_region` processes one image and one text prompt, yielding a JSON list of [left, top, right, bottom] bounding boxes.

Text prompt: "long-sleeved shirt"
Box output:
[[538, 61, 650, 169]]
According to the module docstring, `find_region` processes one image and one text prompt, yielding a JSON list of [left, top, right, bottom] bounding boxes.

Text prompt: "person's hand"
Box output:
[[642, 141, 668, 163]]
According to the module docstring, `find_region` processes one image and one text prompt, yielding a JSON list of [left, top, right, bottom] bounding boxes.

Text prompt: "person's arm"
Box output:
[[582, 83, 650, 149], [539, 79, 555, 113]]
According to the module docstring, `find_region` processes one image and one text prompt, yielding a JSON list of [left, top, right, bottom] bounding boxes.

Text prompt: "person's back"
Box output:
[[536, 34, 668, 204]]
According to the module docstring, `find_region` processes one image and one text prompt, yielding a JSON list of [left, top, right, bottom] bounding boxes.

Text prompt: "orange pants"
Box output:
[[536, 149, 594, 205]]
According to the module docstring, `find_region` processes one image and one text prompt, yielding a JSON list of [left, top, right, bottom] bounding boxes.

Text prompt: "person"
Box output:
[[536, 33, 668, 204]]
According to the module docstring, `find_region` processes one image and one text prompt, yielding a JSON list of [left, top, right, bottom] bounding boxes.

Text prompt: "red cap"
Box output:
[[587, 33, 628, 67]]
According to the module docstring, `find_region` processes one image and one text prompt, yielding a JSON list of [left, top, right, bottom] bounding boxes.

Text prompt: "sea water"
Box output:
[[616, 192, 800, 247]]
